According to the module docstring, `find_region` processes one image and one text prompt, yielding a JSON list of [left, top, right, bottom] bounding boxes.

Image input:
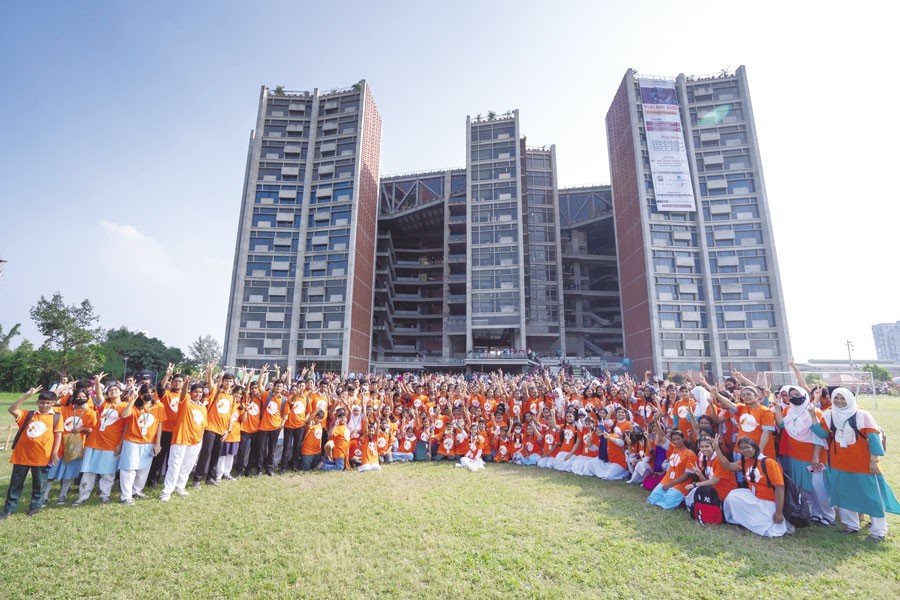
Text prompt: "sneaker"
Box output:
[[27, 508, 40, 517], [174, 488, 190, 497], [56, 497, 67, 506], [205, 478, 219, 486], [133, 492, 147, 500], [866, 534, 885, 543], [223, 474, 236, 481], [192, 481, 201, 490], [159, 493, 170, 502], [122, 498, 134, 506], [0, 512, 9, 520], [100, 497, 111, 504], [71, 500, 84, 508]]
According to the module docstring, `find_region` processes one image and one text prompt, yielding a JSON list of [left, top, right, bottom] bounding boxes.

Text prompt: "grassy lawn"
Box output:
[[0, 394, 897, 599]]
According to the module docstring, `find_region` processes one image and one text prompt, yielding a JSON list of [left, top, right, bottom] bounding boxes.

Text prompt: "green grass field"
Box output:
[[0, 393, 898, 599]]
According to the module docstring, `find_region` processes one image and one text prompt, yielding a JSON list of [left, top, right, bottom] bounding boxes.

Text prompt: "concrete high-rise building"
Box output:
[[873, 322, 900, 361], [606, 66, 791, 378], [224, 82, 381, 374]]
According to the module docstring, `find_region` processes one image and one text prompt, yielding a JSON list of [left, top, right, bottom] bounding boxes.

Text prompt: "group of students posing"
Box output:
[[2, 364, 897, 542]]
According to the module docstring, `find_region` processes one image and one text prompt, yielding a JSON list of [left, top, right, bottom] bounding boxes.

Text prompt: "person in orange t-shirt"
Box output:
[[160, 381, 208, 501], [2, 387, 63, 518], [147, 365, 185, 487], [237, 384, 264, 477], [322, 407, 350, 471], [216, 388, 245, 482], [647, 430, 697, 510], [684, 437, 737, 511], [357, 422, 382, 472], [75, 377, 131, 506], [258, 380, 288, 476], [281, 389, 308, 472], [192, 371, 236, 487], [714, 435, 789, 537], [118, 384, 165, 504], [300, 410, 327, 471], [47, 386, 97, 506]]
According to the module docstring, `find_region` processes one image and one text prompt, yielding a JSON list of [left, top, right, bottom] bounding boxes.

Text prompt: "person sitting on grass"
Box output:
[[322, 407, 350, 471], [712, 435, 790, 537], [647, 429, 697, 509], [2, 387, 62, 519], [357, 422, 382, 472], [456, 424, 486, 472]]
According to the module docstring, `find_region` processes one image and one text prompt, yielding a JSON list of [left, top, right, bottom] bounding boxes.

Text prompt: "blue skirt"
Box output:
[[118, 441, 154, 471], [80, 447, 120, 475], [48, 458, 83, 480], [827, 469, 900, 518]]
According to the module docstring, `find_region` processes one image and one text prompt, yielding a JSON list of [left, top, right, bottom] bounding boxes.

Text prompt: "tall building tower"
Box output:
[[606, 66, 791, 378], [465, 111, 529, 356], [873, 322, 900, 361], [224, 82, 382, 374]]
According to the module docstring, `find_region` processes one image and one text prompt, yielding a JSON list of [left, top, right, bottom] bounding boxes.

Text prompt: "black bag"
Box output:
[[691, 485, 724, 525], [759, 457, 812, 528]]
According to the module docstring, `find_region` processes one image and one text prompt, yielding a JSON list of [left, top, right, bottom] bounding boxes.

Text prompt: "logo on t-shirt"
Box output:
[[740, 413, 759, 432], [26, 420, 48, 438], [137, 413, 156, 433], [191, 409, 204, 426], [216, 398, 231, 415], [247, 402, 259, 416], [64, 416, 78, 433], [314, 428, 322, 440]]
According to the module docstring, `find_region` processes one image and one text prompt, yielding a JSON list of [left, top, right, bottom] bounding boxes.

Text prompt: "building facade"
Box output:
[[223, 82, 381, 374], [606, 67, 791, 378], [873, 321, 900, 361]]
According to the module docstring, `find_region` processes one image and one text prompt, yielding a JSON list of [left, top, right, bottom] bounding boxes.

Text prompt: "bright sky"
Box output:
[[1, 1, 896, 362]]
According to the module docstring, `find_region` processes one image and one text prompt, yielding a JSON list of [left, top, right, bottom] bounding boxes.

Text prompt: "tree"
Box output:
[[487, 110, 497, 120], [863, 363, 891, 383], [274, 85, 285, 95], [805, 372, 825, 386], [0, 323, 21, 353], [29, 293, 102, 377], [98, 327, 188, 380], [188, 335, 222, 369]]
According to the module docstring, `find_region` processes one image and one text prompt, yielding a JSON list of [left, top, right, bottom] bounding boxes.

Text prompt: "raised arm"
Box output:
[[8, 386, 43, 419], [787, 357, 810, 393]]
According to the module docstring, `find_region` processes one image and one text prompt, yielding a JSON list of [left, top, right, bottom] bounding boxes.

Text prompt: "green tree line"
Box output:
[[0, 292, 221, 391]]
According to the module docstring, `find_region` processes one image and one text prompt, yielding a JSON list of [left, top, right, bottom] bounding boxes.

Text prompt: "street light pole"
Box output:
[[123, 357, 129, 382], [846, 340, 854, 370]]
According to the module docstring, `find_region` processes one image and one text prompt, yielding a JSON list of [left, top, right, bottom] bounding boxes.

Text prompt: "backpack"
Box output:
[[12, 411, 61, 450], [829, 413, 886, 452], [691, 485, 724, 525], [743, 455, 812, 528]]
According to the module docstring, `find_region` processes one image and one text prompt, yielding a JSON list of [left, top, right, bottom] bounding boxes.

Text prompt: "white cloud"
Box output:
[[99, 220, 147, 242]]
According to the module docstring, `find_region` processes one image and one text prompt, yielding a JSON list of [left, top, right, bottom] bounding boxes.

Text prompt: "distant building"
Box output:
[[873, 321, 900, 361]]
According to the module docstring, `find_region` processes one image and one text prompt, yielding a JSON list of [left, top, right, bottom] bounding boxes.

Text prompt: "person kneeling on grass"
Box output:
[[357, 423, 382, 472], [456, 424, 486, 472], [712, 435, 790, 537], [647, 429, 697, 509], [2, 387, 62, 519], [160, 381, 208, 501], [321, 408, 350, 471]]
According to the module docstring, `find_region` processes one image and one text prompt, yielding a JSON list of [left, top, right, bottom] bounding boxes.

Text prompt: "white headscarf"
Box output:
[[782, 385, 820, 445], [690, 386, 710, 417], [830, 387, 859, 447]]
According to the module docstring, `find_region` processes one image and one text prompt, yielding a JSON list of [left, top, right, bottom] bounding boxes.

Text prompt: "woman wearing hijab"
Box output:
[[773, 385, 834, 526], [811, 387, 900, 542]]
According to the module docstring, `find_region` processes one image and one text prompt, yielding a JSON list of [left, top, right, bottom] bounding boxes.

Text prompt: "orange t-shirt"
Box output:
[[241, 397, 263, 434], [558, 424, 579, 454], [743, 456, 784, 502], [605, 434, 628, 468], [524, 433, 543, 456], [376, 430, 393, 456], [205, 390, 235, 435], [780, 407, 827, 463], [734, 404, 776, 458], [56, 405, 98, 459], [826, 415, 880, 474], [10, 411, 63, 467], [86, 402, 129, 451], [224, 405, 243, 443], [494, 437, 512, 462], [397, 433, 416, 454], [159, 390, 183, 433], [360, 436, 379, 466], [543, 430, 560, 458], [331, 424, 351, 459], [284, 395, 307, 429], [301, 421, 325, 455], [172, 400, 208, 446], [259, 393, 286, 431], [664, 446, 698, 495], [698, 453, 737, 501], [124, 403, 166, 444], [437, 434, 455, 457], [453, 429, 470, 456]]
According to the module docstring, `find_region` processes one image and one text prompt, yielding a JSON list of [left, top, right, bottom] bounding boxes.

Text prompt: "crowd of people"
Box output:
[[3, 361, 897, 542]]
